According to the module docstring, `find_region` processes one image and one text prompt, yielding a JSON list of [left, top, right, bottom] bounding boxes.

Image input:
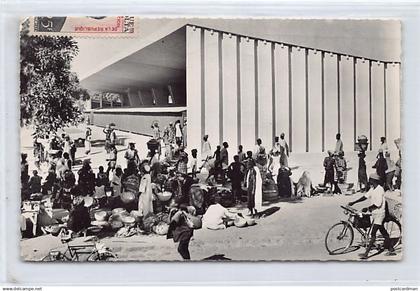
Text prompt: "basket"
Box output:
[[245, 218, 256, 226], [94, 211, 108, 222], [121, 192, 136, 204], [156, 191, 173, 202]]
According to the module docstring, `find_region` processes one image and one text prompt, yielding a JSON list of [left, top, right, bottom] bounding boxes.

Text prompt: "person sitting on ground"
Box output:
[[348, 173, 396, 259], [202, 196, 237, 230], [28, 170, 42, 194], [296, 171, 316, 198], [67, 196, 91, 234], [277, 165, 292, 198]]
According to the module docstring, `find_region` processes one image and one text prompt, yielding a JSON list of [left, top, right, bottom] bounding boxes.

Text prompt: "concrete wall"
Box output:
[[186, 26, 401, 157], [92, 111, 184, 136]]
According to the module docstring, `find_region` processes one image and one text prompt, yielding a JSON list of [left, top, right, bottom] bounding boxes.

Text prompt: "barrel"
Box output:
[[263, 180, 278, 202]]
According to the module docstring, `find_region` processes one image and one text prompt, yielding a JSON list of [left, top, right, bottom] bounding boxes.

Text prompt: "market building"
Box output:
[[81, 21, 401, 156]]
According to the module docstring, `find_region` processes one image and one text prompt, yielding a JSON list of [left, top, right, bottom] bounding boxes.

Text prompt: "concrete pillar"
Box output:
[[355, 59, 370, 142], [385, 63, 400, 150], [257, 40, 274, 149], [186, 26, 203, 156], [274, 43, 290, 147], [99, 94, 103, 108], [120, 92, 130, 107], [371, 61, 385, 151], [127, 88, 143, 107], [239, 37, 256, 152], [204, 29, 221, 146], [324, 53, 339, 151], [339, 56, 356, 152]]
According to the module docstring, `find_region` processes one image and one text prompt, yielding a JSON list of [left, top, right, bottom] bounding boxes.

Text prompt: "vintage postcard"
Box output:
[[20, 17, 402, 261]]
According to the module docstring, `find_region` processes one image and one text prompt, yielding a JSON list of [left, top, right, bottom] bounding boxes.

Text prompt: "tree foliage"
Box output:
[[20, 20, 89, 137]]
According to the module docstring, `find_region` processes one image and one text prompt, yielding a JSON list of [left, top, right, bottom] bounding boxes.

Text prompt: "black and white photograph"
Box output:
[[19, 17, 402, 262]]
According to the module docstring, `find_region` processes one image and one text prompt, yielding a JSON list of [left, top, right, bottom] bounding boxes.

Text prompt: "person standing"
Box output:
[[162, 125, 173, 160], [124, 142, 140, 168], [237, 145, 246, 163], [77, 159, 95, 196], [190, 149, 198, 179], [323, 151, 335, 190], [85, 127, 92, 155], [379, 137, 389, 155], [107, 144, 118, 173], [201, 135, 212, 160], [28, 170, 42, 194], [138, 164, 153, 217], [348, 173, 396, 259], [220, 142, 229, 170], [373, 150, 388, 186], [175, 120, 183, 145], [167, 205, 194, 260], [277, 165, 292, 198], [358, 151, 368, 192], [246, 159, 262, 216], [334, 133, 344, 154], [182, 120, 187, 147], [269, 137, 281, 180], [279, 133, 289, 167], [228, 155, 245, 203], [384, 152, 396, 191]]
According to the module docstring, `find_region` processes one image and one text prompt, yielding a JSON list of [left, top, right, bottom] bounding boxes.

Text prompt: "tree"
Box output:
[[20, 20, 89, 137]]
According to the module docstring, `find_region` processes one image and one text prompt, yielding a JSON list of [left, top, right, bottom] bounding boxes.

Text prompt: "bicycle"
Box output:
[[41, 229, 117, 262], [325, 205, 402, 256]]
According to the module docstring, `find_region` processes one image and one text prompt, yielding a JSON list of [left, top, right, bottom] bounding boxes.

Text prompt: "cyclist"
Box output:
[[348, 173, 396, 259]]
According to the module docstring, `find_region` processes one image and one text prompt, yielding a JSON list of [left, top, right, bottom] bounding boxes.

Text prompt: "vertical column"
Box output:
[[222, 33, 238, 160], [324, 53, 339, 151], [239, 37, 256, 152], [257, 40, 274, 148], [274, 44, 290, 145], [127, 88, 142, 107], [186, 26, 202, 155], [308, 49, 322, 152], [291, 47, 306, 153], [385, 63, 401, 149], [339, 56, 355, 152], [371, 61, 386, 151], [355, 59, 370, 143], [204, 30, 221, 146]]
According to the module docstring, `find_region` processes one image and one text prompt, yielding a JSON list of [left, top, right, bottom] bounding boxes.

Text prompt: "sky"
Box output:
[[71, 18, 401, 78]]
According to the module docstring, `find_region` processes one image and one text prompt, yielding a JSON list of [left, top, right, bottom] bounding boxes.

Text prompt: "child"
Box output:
[[190, 149, 198, 178]]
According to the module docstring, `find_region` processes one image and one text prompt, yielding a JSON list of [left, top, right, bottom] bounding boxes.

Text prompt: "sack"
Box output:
[[353, 214, 371, 229], [184, 212, 202, 229]]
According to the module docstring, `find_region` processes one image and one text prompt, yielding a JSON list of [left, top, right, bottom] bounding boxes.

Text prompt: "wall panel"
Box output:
[[355, 59, 370, 142], [308, 49, 322, 152], [291, 47, 306, 152], [371, 62, 385, 151], [339, 56, 355, 152], [222, 33, 238, 159], [274, 44, 290, 143], [257, 40, 274, 148], [186, 26, 202, 156], [204, 30, 221, 147], [324, 53, 339, 151], [239, 37, 256, 152]]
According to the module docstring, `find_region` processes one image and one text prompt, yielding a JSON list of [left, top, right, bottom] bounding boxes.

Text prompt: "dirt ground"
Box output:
[[20, 125, 402, 262]]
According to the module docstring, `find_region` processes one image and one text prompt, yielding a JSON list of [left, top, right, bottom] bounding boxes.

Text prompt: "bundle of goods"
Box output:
[[123, 175, 140, 194], [142, 212, 169, 234], [215, 187, 235, 208], [147, 139, 160, 152], [189, 185, 208, 215], [385, 191, 402, 220], [115, 225, 140, 238], [234, 214, 256, 228], [152, 221, 169, 235], [155, 191, 173, 202], [262, 179, 278, 202]]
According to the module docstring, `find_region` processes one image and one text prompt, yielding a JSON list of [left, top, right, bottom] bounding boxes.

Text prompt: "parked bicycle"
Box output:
[[325, 205, 401, 256], [41, 229, 117, 262]]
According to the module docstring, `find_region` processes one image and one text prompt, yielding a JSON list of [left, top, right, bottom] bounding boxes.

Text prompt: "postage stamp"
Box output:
[[28, 16, 137, 37]]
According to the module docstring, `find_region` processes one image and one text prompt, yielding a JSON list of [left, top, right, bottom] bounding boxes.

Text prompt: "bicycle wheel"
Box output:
[[325, 222, 354, 255], [41, 251, 69, 262], [87, 252, 118, 262], [382, 217, 402, 249]]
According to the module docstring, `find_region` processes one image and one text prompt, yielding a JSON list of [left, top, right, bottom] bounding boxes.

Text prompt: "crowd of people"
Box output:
[[21, 119, 402, 260]]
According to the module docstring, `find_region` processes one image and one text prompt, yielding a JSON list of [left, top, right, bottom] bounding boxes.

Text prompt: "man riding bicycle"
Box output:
[[348, 173, 396, 259]]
